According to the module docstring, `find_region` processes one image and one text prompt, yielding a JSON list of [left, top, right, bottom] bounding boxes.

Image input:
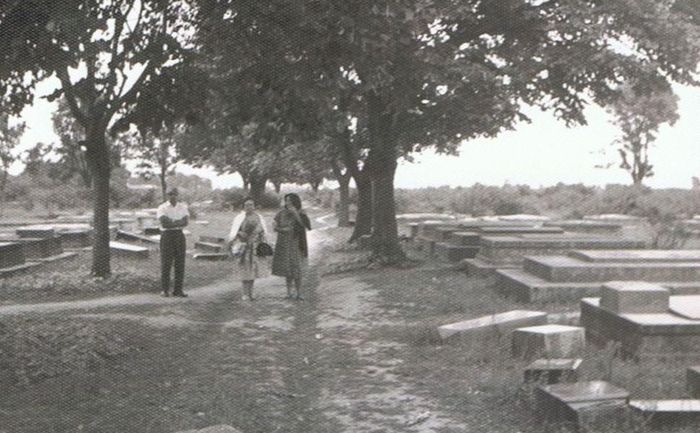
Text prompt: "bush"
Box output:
[[215, 188, 281, 210]]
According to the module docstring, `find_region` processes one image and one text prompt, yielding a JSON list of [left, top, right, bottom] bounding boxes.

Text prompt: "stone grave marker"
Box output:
[[536, 381, 630, 431], [600, 281, 670, 314], [0, 241, 26, 269], [688, 366, 700, 398], [110, 241, 149, 259], [512, 324, 585, 360], [438, 310, 547, 341], [115, 230, 159, 245], [629, 400, 700, 428], [16, 225, 55, 238], [524, 358, 582, 384], [194, 240, 225, 253], [669, 295, 700, 320]]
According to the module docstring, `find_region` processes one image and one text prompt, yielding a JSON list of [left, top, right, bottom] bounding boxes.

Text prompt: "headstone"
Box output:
[[536, 381, 630, 431], [512, 325, 585, 360], [16, 225, 55, 239], [59, 229, 93, 248], [200, 235, 226, 244], [194, 241, 225, 253], [688, 366, 700, 398], [600, 282, 670, 314], [110, 241, 149, 258], [629, 400, 700, 428], [669, 295, 700, 320], [524, 358, 582, 384], [193, 252, 230, 261], [438, 310, 547, 341]]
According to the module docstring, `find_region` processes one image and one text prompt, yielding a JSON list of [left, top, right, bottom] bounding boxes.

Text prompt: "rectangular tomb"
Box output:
[[0, 241, 26, 269], [438, 310, 547, 342]]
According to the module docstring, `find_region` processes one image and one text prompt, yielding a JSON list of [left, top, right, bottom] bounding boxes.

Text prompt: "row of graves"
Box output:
[[405, 214, 700, 430], [0, 210, 165, 277]]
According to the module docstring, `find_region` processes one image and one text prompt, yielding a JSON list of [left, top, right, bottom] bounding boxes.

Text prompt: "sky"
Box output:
[[10, 79, 700, 190]]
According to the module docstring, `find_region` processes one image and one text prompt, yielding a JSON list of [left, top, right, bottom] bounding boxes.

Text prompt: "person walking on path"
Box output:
[[272, 193, 311, 300], [157, 188, 190, 297], [227, 197, 271, 301]]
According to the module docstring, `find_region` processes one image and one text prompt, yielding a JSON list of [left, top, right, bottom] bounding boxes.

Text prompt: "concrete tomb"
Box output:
[[496, 250, 700, 302], [545, 219, 623, 235], [581, 293, 700, 359], [200, 235, 226, 244], [536, 381, 630, 431], [193, 252, 230, 261], [110, 241, 149, 259], [438, 310, 547, 342], [599, 281, 670, 314], [115, 230, 160, 245], [0, 242, 42, 277], [629, 400, 700, 428], [511, 324, 585, 360], [524, 358, 582, 384], [688, 366, 700, 398], [16, 225, 56, 239], [194, 241, 225, 253]]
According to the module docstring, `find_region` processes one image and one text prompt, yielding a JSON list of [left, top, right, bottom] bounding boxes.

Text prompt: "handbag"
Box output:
[[230, 241, 245, 257], [256, 242, 274, 257]]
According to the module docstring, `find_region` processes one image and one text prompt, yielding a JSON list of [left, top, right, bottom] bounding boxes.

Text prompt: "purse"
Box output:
[[230, 241, 245, 257], [256, 242, 274, 257]]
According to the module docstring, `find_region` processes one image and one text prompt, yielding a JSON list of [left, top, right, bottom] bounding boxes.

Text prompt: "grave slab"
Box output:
[[545, 220, 623, 234], [524, 358, 582, 384], [512, 324, 585, 360], [438, 310, 547, 341], [143, 226, 161, 236], [58, 229, 93, 248], [600, 281, 670, 314], [110, 241, 149, 259], [536, 381, 630, 430], [193, 252, 230, 261], [669, 295, 700, 320], [195, 241, 225, 253], [0, 241, 25, 269], [4, 237, 64, 259], [0, 261, 42, 278], [16, 225, 55, 239], [629, 400, 700, 428], [434, 242, 479, 262], [571, 249, 700, 263], [200, 235, 226, 244], [688, 367, 700, 398], [115, 230, 159, 245], [175, 425, 243, 433]]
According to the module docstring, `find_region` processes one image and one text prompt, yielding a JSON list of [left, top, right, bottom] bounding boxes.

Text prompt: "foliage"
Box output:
[[215, 187, 280, 210], [606, 81, 680, 185], [0, 113, 25, 214]]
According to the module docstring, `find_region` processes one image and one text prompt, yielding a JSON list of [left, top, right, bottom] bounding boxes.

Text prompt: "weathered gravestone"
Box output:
[[110, 241, 149, 259], [438, 310, 547, 342], [524, 358, 582, 384], [511, 324, 585, 360], [629, 400, 700, 428], [536, 381, 630, 431]]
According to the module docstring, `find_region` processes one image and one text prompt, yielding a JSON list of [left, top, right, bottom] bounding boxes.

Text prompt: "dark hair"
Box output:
[[240, 196, 255, 207], [284, 193, 302, 210]]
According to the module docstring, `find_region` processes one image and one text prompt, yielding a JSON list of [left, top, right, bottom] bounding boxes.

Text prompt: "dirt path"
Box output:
[[1, 222, 467, 432]]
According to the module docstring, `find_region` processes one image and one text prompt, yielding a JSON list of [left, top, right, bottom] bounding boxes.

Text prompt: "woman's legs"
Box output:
[[293, 276, 303, 300], [285, 277, 294, 298]]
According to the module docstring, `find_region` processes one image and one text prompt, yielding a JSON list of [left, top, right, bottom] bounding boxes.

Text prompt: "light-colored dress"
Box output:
[[271, 209, 311, 279], [228, 212, 271, 281]]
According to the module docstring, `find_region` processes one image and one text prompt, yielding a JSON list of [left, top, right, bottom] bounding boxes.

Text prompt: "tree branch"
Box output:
[[56, 68, 89, 127]]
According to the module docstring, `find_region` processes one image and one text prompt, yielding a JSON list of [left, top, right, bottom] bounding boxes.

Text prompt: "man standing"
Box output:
[[157, 188, 189, 297]]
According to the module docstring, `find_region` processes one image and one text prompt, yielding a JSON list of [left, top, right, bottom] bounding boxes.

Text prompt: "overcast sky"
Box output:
[[11, 79, 700, 190]]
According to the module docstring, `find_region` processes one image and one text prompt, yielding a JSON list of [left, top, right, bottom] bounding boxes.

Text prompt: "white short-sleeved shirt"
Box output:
[[156, 201, 189, 230]]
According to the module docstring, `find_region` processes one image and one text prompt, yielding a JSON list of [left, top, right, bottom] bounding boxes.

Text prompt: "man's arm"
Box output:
[[160, 215, 177, 229]]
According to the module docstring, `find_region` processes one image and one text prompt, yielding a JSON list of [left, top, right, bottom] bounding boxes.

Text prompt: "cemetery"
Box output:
[[0, 1, 698, 432]]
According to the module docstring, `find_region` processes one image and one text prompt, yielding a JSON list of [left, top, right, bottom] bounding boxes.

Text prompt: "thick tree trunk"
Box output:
[[159, 165, 168, 202], [337, 174, 351, 227], [349, 173, 372, 242], [249, 174, 267, 204], [0, 170, 7, 217], [85, 131, 111, 277]]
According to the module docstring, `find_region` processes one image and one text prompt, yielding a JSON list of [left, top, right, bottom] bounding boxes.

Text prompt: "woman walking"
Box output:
[[272, 193, 311, 300], [227, 197, 270, 301]]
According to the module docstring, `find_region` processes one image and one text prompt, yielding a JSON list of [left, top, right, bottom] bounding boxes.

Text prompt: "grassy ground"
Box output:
[[0, 222, 696, 433]]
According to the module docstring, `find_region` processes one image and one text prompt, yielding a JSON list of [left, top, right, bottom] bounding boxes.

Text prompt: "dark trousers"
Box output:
[[160, 229, 186, 293]]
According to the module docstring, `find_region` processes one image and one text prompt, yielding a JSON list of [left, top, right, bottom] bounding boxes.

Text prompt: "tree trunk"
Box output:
[[159, 165, 168, 202], [249, 174, 267, 204], [337, 174, 351, 227], [0, 170, 7, 217], [310, 181, 320, 193], [85, 130, 112, 277], [349, 172, 372, 242], [272, 180, 282, 194]]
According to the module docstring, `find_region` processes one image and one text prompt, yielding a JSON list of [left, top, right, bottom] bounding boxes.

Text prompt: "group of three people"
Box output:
[[157, 189, 311, 300]]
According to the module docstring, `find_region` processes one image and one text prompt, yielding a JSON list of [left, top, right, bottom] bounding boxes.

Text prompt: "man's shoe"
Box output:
[[173, 292, 188, 298]]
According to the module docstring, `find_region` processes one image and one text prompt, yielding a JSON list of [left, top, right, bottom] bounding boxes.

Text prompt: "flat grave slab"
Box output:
[[600, 282, 670, 314], [669, 295, 700, 320], [176, 425, 243, 433], [546, 220, 623, 233], [115, 230, 159, 245], [478, 226, 563, 235], [200, 235, 226, 244], [195, 241, 225, 253], [434, 242, 479, 262], [571, 249, 700, 263], [688, 367, 700, 398], [58, 229, 93, 248], [629, 400, 700, 427], [584, 214, 646, 224], [0, 241, 25, 269], [536, 381, 630, 430], [143, 226, 161, 235], [0, 261, 42, 278], [524, 358, 582, 384], [3, 237, 63, 259], [497, 214, 551, 222], [193, 252, 230, 261], [35, 251, 79, 263], [512, 324, 585, 360], [438, 310, 547, 341], [16, 225, 55, 239], [581, 297, 700, 358], [110, 241, 149, 259]]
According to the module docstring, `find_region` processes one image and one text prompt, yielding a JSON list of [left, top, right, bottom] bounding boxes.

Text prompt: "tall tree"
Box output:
[[0, 0, 203, 276], [129, 125, 182, 200], [607, 81, 679, 186], [0, 114, 24, 215], [51, 98, 91, 187]]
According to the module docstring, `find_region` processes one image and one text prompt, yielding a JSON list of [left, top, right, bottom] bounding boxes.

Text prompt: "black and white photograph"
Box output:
[[0, 1, 699, 432]]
